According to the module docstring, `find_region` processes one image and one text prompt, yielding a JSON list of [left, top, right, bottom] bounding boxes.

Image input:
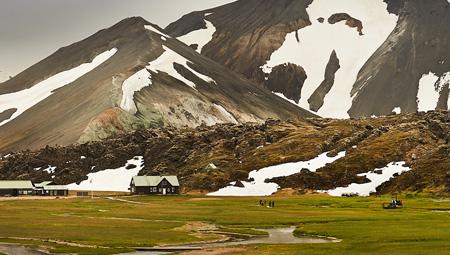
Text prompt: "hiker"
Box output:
[[259, 199, 263, 206], [268, 201, 272, 207], [272, 201, 275, 208]]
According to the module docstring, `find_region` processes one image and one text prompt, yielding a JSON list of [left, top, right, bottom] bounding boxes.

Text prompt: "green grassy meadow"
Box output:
[[1, 194, 450, 254]]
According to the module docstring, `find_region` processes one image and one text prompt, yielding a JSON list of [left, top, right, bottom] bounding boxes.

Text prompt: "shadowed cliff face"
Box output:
[[266, 63, 307, 103], [349, 0, 450, 117], [308, 50, 341, 112]]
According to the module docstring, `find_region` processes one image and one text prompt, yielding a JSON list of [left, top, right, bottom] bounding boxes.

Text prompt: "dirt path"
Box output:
[[53, 213, 184, 223], [104, 197, 147, 204], [0, 196, 74, 202]]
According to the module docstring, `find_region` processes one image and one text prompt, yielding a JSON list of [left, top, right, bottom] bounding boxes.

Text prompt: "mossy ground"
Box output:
[[1, 194, 450, 254]]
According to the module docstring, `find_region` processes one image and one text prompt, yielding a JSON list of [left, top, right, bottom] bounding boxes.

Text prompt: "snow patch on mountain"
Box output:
[[119, 44, 216, 114], [177, 20, 216, 53], [322, 162, 411, 196], [145, 24, 171, 39], [208, 151, 346, 197], [262, 0, 398, 118], [417, 72, 441, 112], [214, 104, 238, 124], [392, 107, 401, 114], [148, 45, 215, 89], [0, 48, 117, 127], [120, 68, 152, 114], [34, 165, 56, 174], [68, 156, 144, 192]]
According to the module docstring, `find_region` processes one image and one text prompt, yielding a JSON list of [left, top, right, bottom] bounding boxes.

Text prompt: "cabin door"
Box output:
[[162, 188, 167, 195]]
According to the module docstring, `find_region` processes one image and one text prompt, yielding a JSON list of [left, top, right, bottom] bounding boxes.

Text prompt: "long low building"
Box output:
[[43, 185, 69, 196], [34, 181, 68, 196], [0, 180, 68, 197], [0, 180, 34, 196]]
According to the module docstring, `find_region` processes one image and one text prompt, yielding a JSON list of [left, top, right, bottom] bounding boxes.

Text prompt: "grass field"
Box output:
[[1, 194, 450, 254]]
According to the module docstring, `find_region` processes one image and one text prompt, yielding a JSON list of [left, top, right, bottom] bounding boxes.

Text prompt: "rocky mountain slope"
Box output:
[[0, 17, 314, 153], [167, 0, 450, 118], [1, 111, 448, 195], [349, 0, 450, 117]]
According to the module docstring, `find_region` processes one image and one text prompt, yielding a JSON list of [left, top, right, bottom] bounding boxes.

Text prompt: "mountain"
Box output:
[[0, 17, 314, 153], [349, 0, 450, 116], [1, 111, 449, 195], [166, 0, 450, 118]]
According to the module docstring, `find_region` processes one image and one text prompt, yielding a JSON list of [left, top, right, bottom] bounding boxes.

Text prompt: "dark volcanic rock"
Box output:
[[266, 63, 307, 103], [328, 13, 364, 35], [437, 83, 449, 110], [1, 111, 449, 195], [164, 12, 207, 36], [308, 50, 341, 112]]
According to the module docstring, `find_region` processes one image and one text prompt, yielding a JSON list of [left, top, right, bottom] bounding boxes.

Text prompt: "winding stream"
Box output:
[[0, 227, 339, 255], [121, 227, 339, 254]]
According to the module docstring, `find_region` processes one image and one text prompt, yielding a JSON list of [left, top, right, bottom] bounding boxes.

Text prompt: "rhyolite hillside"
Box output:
[[0, 17, 314, 153]]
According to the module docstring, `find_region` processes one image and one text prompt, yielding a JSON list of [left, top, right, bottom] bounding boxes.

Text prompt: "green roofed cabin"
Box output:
[[0, 180, 34, 196], [130, 176, 179, 195]]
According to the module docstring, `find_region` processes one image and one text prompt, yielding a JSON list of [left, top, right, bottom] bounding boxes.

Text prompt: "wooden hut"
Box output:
[[130, 176, 179, 195]]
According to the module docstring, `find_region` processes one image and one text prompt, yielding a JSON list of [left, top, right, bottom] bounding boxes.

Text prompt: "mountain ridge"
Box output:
[[0, 15, 314, 153]]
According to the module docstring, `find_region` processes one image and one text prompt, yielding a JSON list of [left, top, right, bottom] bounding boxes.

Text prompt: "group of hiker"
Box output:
[[259, 199, 275, 208]]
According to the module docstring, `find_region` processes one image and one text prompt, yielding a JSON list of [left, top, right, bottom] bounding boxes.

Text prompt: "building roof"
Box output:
[[132, 176, 179, 187], [43, 185, 68, 191], [34, 181, 54, 188], [0, 180, 34, 189]]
